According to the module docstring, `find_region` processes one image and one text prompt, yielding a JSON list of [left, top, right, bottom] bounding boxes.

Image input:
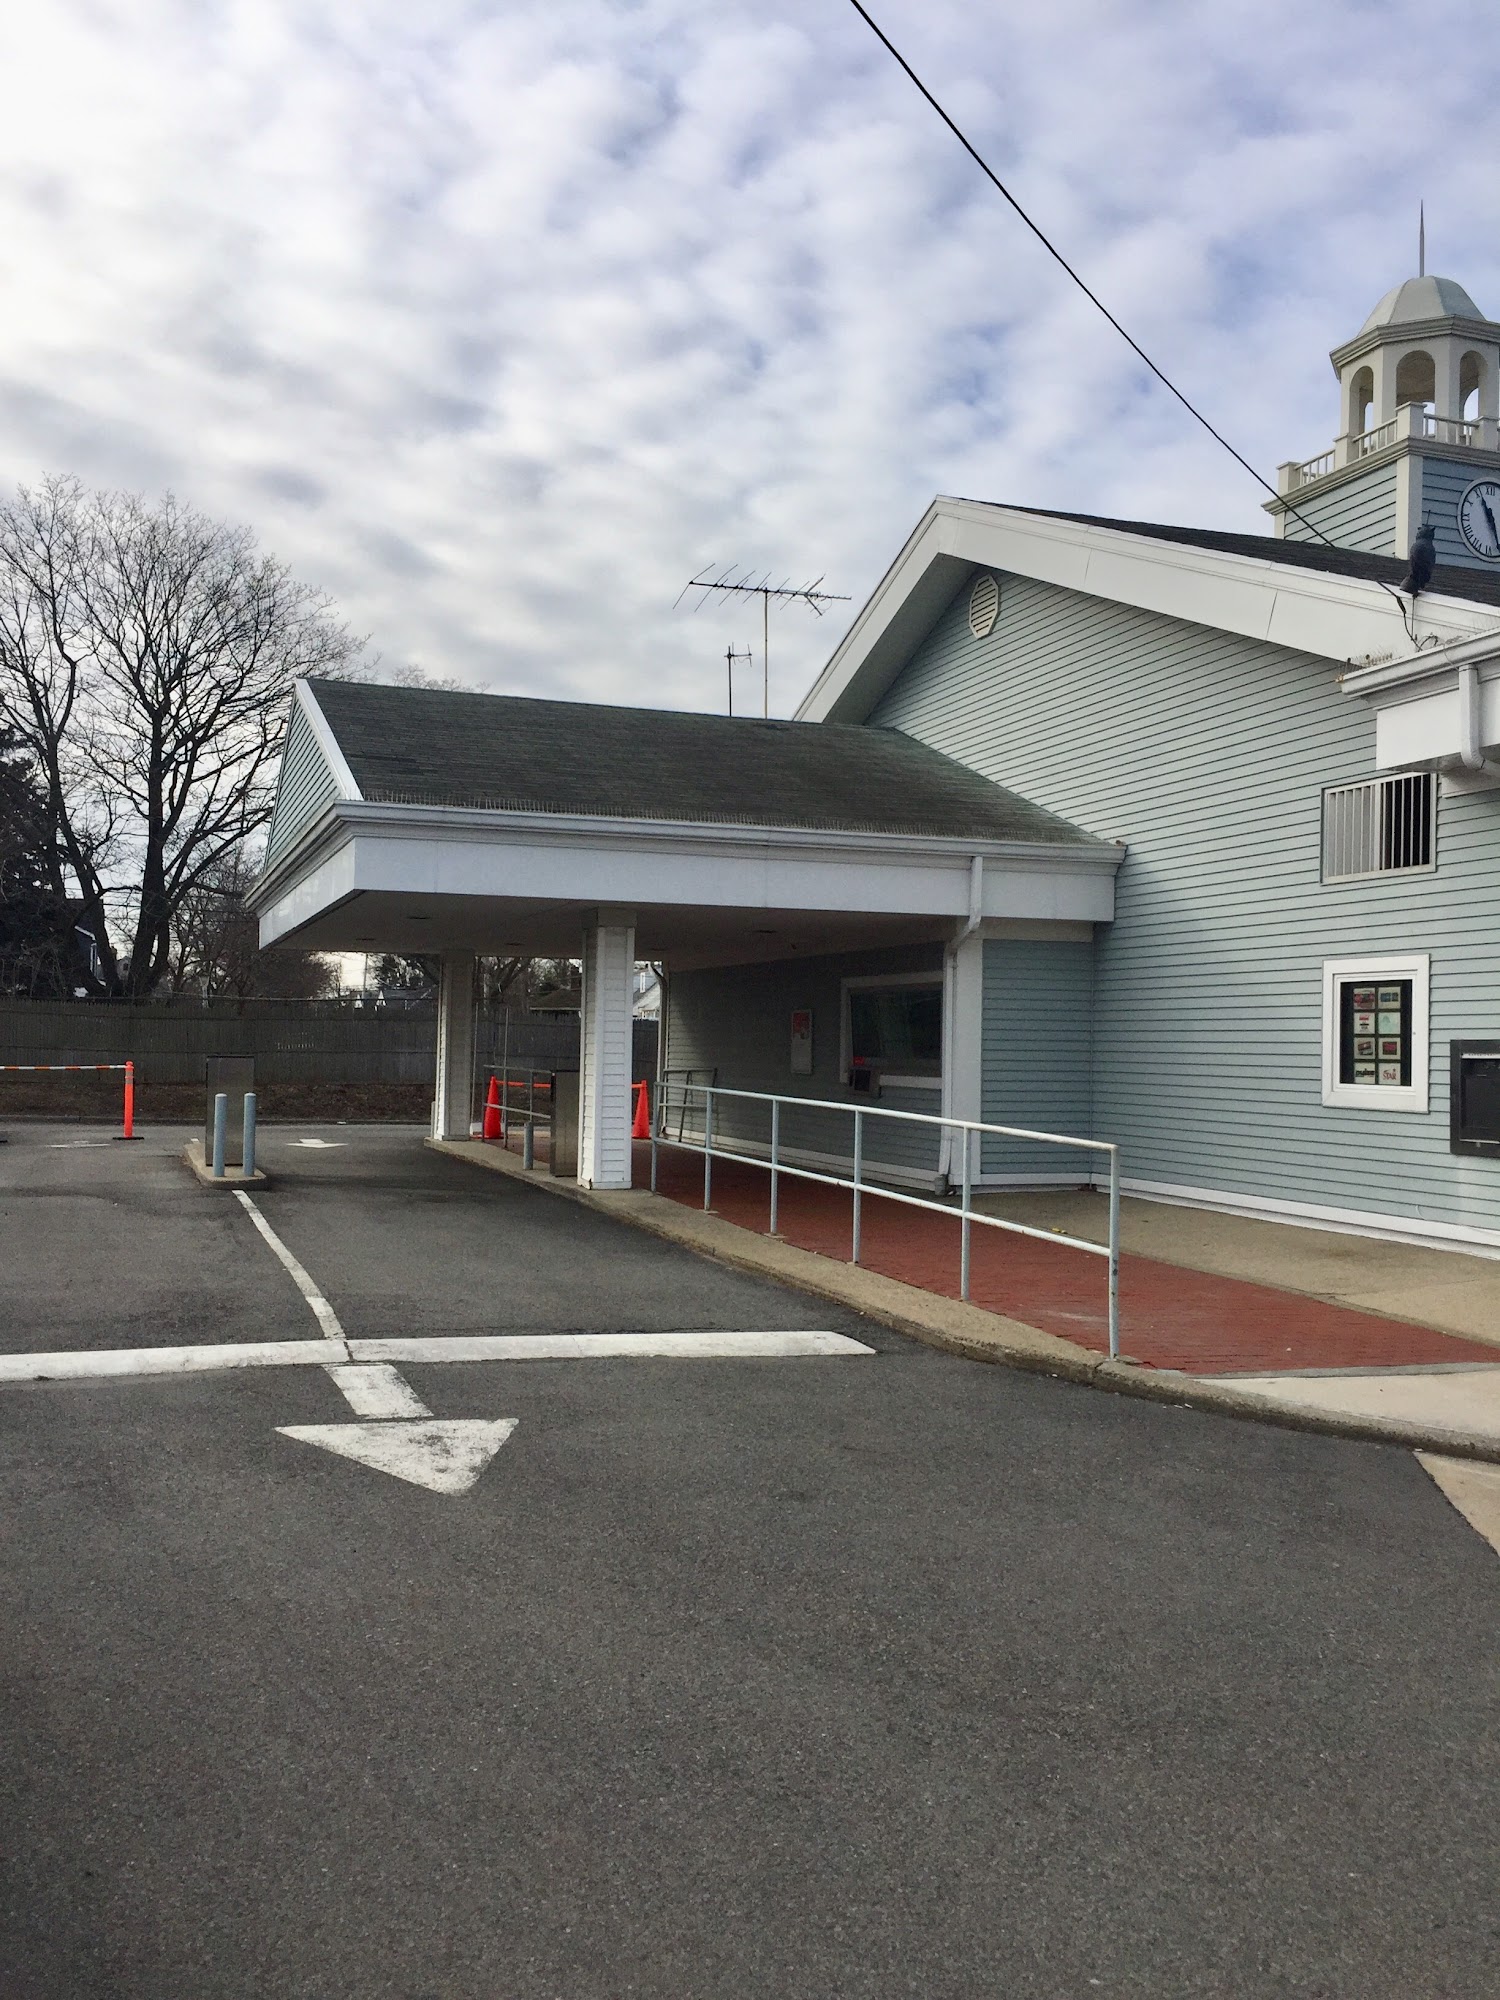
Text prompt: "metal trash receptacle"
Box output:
[[205, 1056, 255, 1168], [549, 1070, 579, 1178]]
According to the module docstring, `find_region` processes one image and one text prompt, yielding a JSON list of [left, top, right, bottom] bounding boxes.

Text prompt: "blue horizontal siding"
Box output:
[[980, 938, 1095, 1180], [664, 944, 944, 1182], [869, 567, 1500, 1234], [1281, 462, 1397, 554]]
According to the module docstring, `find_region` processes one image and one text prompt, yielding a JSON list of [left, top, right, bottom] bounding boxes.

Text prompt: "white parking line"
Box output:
[[232, 1190, 346, 1343], [0, 1331, 874, 1383], [0, 1341, 341, 1382], [358, 1332, 875, 1362], [326, 1364, 432, 1418]]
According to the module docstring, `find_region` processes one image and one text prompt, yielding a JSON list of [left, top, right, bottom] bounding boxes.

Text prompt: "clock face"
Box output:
[[1458, 480, 1500, 560]]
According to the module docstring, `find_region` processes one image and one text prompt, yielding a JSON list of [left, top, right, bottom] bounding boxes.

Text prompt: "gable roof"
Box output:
[[292, 677, 1101, 848], [797, 495, 1500, 724]]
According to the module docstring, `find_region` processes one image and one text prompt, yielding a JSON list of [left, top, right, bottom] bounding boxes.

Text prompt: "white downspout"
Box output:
[[1459, 663, 1498, 774], [938, 855, 984, 1188]]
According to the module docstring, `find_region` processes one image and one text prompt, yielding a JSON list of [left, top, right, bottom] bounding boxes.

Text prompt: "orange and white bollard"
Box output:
[[115, 1060, 140, 1141]]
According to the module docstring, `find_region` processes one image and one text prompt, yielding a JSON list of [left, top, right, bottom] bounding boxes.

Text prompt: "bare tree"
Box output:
[[0, 476, 364, 995], [171, 849, 335, 1002]]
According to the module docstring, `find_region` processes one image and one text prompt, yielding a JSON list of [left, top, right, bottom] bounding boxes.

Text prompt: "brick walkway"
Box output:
[[632, 1142, 1498, 1377]]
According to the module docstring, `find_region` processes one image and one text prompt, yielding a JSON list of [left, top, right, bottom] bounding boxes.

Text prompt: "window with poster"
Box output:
[[1321, 954, 1429, 1113]]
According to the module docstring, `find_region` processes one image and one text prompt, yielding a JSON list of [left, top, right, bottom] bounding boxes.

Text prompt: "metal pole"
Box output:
[[650, 1092, 659, 1193], [703, 1087, 714, 1211], [851, 1108, 863, 1264], [1107, 1145, 1121, 1360], [960, 1125, 973, 1302], [522, 1118, 534, 1170], [769, 1098, 780, 1235], [212, 1092, 228, 1179], [763, 588, 769, 718], [242, 1092, 257, 1178]]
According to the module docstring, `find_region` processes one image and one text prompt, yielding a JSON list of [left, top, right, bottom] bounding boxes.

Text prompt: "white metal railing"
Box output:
[[650, 1081, 1121, 1358]]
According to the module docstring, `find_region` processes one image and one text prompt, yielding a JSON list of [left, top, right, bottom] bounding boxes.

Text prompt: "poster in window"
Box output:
[[1340, 975, 1413, 1088], [789, 1009, 813, 1077]]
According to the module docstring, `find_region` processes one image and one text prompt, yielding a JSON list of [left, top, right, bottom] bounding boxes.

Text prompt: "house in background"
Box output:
[[252, 267, 1500, 1254]]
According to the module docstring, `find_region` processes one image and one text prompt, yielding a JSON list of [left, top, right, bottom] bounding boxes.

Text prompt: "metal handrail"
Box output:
[[649, 1080, 1121, 1357]]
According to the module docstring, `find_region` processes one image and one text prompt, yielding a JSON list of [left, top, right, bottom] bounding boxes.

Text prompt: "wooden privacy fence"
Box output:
[[0, 1001, 657, 1087]]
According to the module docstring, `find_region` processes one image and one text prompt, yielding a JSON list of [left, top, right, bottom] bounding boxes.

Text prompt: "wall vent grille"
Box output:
[[968, 572, 1000, 639], [1321, 772, 1434, 882]]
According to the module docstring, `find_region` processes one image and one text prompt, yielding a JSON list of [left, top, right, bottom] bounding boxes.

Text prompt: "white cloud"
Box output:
[[0, 0, 1496, 716]]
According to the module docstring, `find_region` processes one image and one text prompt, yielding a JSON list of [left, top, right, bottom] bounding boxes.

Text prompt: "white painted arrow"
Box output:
[[275, 1417, 518, 1494], [288, 1137, 345, 1148]]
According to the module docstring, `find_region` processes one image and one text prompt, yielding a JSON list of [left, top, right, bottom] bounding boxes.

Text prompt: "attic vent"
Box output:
[[968, 572, 1000, 639]]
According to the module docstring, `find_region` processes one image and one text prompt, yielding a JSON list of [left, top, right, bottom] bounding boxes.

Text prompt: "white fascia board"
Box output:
[[294, 678, 362, 799], [1342, 628, 1500, 771], [258, 839, 358, 947], [254, 804, 1119, 942], [796, 498, 1500, 724]]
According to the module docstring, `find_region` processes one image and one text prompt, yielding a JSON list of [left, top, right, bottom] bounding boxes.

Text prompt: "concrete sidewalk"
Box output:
[[975, 1187, 1500, 1348], [432, 1137, 1500, 1464]]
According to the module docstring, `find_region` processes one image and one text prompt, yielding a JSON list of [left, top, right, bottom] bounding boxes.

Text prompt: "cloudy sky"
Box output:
[[3, 0, 1498, 717]]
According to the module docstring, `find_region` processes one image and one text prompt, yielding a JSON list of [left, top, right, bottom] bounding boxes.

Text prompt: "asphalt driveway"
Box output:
[[1, 1124, 1496, 1998]]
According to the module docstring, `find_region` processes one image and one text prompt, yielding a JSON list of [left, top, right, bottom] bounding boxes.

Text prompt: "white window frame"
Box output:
[[1321, 953, 1429, 1113], [840, 972, 944, 1087]]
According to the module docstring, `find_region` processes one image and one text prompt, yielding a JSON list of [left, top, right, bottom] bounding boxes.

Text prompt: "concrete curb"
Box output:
[[427, 1138, 1500, 1465], [182, 1139, 270, 1190]]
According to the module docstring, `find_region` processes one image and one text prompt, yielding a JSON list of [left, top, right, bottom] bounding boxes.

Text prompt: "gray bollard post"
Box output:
[[212, 1092, 228, 1179], [242, 1092, 257, 1179], [522, 1119, 534, 1170]]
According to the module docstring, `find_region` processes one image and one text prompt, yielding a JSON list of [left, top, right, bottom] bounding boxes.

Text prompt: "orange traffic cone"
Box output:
[[482, 1075, 502, 1141], [631, 1079, 650, 1139]]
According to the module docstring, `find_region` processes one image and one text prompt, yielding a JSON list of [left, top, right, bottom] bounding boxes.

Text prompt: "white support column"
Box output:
[[431, 952, 477, 1141], [938, 932, 985, 1186], [578, 909, 636, 1189]]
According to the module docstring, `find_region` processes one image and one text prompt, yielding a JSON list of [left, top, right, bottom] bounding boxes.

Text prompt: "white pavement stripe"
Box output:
[[353, 1331, 875, 1362], [276, 1419, 518, 1494], [0, 1341, 342, 1382], [233, 1190, 346, 1344], [326, 1363, 432, 1419], [0, 1330, 875, 1384]]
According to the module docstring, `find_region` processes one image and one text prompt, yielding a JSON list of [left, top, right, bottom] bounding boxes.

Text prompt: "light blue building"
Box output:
[[256, 270, 1500, 1254]]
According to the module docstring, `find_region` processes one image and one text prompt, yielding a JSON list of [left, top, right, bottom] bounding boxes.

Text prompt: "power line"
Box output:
[[845, 0, 1422, 635]]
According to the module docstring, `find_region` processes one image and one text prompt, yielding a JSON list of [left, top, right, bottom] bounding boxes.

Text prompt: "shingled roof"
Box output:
[[1001, 503, 1500, 611], [306, 678, 1099, 846]]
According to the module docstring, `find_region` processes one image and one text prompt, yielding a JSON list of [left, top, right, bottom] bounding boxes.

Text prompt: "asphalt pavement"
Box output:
[[1, 1123, 1497, 1998]]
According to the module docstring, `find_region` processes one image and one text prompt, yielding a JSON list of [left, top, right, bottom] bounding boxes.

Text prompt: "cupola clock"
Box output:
[[1458, 480, 1500, 562]]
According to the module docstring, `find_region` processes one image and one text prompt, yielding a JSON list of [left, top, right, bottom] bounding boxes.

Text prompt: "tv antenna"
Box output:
[[724, 645, 751, 717], [677, 566, 851, 717]]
